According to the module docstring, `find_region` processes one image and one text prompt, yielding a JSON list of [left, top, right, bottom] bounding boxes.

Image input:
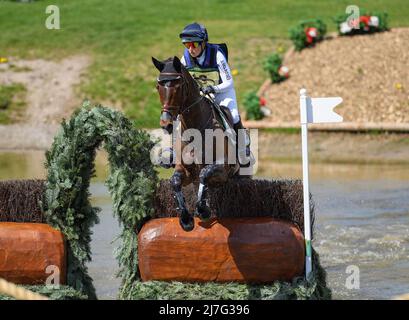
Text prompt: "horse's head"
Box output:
[[152, 56, 186, 133]]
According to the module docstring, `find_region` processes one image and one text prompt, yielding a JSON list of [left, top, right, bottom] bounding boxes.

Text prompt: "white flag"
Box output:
[[300, 88, 343, 124], [299, 88, 343, 279], [307, 97, 343, 123]]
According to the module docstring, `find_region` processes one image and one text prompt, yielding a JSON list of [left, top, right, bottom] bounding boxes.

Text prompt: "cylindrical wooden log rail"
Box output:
[[0, 223, 66, 285], [138, 217, 305, 283]]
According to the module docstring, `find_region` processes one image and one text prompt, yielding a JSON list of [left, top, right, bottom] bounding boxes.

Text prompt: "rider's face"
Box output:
[[189, 42, 205, 58]]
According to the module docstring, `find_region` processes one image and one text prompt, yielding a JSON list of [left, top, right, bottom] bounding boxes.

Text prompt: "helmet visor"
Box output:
[[181, 36, 204, 43]]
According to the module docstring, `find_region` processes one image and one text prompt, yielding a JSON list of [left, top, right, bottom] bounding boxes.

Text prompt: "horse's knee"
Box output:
[[171, 171, 183, 192]]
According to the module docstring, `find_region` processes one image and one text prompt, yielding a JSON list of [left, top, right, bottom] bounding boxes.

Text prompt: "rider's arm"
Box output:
[[213, 50, 234, 94]]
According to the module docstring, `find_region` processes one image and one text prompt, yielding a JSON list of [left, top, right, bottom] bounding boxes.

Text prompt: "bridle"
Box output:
[[157, 72, 204, 117], [157, 71, 212, 132]]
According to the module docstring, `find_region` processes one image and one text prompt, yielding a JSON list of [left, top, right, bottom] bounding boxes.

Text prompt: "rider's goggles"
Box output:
[[183, 41, 202, 49]]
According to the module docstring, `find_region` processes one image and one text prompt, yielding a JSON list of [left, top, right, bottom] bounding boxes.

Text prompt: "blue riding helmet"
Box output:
[[179, 22, 208, 43]]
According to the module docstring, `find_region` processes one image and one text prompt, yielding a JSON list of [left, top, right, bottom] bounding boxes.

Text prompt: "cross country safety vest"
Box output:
[[183, 43, 228, 87]]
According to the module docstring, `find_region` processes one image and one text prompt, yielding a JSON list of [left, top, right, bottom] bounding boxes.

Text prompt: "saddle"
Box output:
[[191, 74, 235, 131], [203, 94, 234, 131]]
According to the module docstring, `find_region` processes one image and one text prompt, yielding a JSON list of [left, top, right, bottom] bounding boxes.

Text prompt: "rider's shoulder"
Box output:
[[215, 49, 228, 65]]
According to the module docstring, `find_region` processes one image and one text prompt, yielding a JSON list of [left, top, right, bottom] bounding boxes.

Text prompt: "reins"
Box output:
[[179, 95, 204, 115]]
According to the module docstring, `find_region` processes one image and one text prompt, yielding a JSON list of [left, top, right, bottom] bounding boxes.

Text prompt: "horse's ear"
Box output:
[[172, 56, 182, 73], [152, 57, 165, 71]]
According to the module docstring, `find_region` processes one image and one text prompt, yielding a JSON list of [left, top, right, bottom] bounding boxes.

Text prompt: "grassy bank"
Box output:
[[0, 83, 26, 124], [1, 0, 408, 127]]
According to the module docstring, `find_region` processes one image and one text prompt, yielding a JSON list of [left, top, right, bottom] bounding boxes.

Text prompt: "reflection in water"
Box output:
[[0, 151, 408, 299], [0, 150, 110, 181], [88, 183, 121, 300], [257, 160, 409, 181], [0, 151, 46, 180]]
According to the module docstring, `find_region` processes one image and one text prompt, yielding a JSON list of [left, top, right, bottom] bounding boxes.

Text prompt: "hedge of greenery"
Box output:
[[289, 19, 327, 51], [43, 102, 158, 299]]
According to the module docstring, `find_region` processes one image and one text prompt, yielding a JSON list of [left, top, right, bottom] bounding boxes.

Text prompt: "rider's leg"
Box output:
[[219, 97, 240, 125], [219, 97, 247, 134], [219, 98, 251, 164]]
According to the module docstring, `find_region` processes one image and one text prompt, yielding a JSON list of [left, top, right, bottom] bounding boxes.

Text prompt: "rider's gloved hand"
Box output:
[[202, 86, 215, 95]]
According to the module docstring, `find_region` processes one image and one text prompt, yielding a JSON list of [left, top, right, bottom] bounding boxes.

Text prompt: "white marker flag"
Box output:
[[299, 88, 343, 280], [300, 88, 343, 124]]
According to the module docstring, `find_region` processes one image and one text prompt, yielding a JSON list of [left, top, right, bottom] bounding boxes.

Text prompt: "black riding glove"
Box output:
[[202, 86, 215, 95]]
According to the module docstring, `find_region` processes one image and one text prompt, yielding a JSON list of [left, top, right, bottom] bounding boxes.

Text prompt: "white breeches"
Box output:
[[215, 93, 240, 124]]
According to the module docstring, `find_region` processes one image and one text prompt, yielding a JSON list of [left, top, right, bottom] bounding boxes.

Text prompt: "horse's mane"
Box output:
[[181, 65, 199, 94], [163, 57, 199, 96]]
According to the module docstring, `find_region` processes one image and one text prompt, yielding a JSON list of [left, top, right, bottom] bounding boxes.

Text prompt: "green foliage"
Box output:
[[376, 13, 389, 31], [0, 285, 87, 300], [0, 83, 26, 124], [333, 10, 389, 35], [44, 102, 158, 299], [243, 91, 264, 121], [262, 53, 285, 83], [126, 249, 331, 300], [289, 19, 327, 51]]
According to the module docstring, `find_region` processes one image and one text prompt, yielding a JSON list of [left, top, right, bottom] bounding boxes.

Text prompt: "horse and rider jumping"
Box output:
[[152, 22, 253, 232]]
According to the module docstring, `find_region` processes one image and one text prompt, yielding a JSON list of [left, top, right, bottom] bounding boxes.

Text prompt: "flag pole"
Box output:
[[300, 88, 312, 280]]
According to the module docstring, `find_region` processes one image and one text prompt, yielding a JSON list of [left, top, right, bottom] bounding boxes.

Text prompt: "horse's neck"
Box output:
[[180, 97, 212, 131], [180, 76, 213, 131]]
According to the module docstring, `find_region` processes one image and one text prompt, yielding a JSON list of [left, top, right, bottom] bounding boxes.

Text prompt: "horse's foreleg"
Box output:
[[171, 169, 194, 232], [195, 164, 228, 221]]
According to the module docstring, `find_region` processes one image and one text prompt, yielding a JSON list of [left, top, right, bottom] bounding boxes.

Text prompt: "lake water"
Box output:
[[0, 150, 408, 300]]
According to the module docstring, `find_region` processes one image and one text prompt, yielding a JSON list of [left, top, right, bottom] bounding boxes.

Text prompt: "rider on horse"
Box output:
[[160, 22, 250, 168], [179, 22, 249, 142], [152, 25, 256, 231]]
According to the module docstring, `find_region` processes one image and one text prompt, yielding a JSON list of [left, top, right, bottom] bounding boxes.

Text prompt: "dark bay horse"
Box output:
[[152, 56, 249, 231]]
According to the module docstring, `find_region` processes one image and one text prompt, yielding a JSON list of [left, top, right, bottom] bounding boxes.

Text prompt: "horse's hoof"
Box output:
[[195, 203, 211, 222], [179, 213, 194, 232]]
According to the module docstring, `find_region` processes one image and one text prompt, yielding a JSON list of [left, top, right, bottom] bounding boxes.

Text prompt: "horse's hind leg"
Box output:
[[195, 164, 228, 221], [171, 169, 194, 232]]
